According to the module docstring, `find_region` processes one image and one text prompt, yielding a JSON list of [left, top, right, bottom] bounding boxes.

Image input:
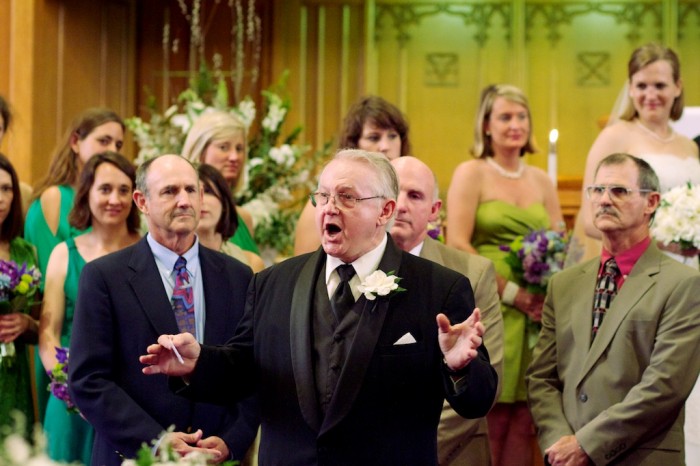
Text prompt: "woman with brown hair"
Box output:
[[196, 163, 265, 272], [0, 153, 40, 436], [293, 95, 411, 255], [38, 151, 140, 463]]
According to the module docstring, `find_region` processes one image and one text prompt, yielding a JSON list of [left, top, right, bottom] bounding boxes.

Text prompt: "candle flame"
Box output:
[[549, 129, 559, 144]]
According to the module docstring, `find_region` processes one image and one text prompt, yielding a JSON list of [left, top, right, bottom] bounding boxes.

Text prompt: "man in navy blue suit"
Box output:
[[70, 154, 258, 465], [142, 150, 498, 465]]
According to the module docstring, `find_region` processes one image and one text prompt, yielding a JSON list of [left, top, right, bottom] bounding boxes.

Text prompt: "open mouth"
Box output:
[[325, 223, 342, 237]]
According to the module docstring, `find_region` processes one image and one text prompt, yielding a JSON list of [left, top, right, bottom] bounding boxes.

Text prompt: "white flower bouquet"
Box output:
[[126, 68, 331, 257], [651, 182, 700, 251]]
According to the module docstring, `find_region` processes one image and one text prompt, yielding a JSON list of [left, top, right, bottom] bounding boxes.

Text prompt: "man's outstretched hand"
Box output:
[[437, 308, 485, 371], [140, 333, 201, 377]]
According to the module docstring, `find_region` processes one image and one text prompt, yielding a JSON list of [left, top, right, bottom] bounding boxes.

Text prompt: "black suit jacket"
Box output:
[[69, 237, 258, 466], [182, 236, 497, 465]]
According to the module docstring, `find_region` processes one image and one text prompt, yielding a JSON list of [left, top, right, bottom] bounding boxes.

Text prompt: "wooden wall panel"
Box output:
[[2, 0, 135, 185]]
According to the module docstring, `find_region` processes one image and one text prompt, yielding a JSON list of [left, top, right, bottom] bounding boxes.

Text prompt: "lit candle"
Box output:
[[548, 129, 558, 188]]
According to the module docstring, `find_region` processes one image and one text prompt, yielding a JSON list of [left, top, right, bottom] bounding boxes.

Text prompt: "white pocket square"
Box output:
[[393, 332, 417, 345]]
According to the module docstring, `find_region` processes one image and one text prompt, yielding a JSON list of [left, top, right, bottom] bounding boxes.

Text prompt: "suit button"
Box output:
[[331, 364, 340, 371], [579, 393, 588, 402], [333, 333, 343, 342]]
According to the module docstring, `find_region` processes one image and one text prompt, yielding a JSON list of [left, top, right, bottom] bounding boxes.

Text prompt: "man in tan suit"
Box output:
[[527, 153, 700, 465], [391, 156, 503, 465]]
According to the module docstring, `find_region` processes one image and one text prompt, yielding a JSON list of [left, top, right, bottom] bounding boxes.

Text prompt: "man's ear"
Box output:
[[645, 191, 661, 216], [429, 199, 443, 223], [133, 190, 148, 214], [378, 199, 396, 226]]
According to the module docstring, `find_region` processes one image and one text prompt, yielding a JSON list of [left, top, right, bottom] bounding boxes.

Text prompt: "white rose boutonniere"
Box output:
[[357, 270, 406, 301]]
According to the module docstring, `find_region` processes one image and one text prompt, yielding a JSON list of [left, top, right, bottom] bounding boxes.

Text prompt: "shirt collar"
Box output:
[[600, 236, 651, 277], [146, 233, 200, 274], [326, 234, 388, 285], [409, 240, 424, 257]]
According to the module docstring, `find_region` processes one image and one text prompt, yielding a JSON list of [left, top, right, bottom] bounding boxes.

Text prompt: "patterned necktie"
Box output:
[[172, 256, 196, 335], [331, 264, 356, 322], [591, 258, 620, 341]]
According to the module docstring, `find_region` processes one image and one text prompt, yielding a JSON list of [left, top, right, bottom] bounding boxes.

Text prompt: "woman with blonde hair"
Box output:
[[181, 111, 259, 255], [446, 84, 563, 466]]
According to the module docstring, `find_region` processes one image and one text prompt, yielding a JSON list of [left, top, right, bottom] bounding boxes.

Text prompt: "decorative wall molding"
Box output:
[[375, 1, 671, 47], [375, 3, 510, 47]]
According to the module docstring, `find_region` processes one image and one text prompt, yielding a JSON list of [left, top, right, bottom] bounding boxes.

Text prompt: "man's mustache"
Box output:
[[596, 207, 618, 218]]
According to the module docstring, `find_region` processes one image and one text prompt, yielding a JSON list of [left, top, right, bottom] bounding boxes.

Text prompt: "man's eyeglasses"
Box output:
[[310, 192, 384, 209], [585, 185, 652, 202]]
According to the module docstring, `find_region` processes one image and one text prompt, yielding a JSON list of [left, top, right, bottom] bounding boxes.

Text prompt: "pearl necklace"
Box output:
[[635, 120, 675, 144], [486, 157, 524, 179]]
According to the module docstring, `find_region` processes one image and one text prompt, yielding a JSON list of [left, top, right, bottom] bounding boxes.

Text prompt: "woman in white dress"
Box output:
[[567, 43, 700, 464]]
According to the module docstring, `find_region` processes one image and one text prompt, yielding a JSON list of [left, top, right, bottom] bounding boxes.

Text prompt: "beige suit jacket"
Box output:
[[420, 238, 504, 466], [527, 244, 700, 465]]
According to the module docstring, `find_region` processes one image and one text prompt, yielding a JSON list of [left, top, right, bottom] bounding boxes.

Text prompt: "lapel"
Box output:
[[199, 247, 230, 345], [576, 247, 661, 385], [290, 248, 326, 432], [570, 260, 598, 353], [319, 236, 403, 435], [128, 237, 181, 337]]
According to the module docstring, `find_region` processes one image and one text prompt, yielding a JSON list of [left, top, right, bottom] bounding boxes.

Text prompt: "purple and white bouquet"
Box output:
[[0, 261, 41, 370], [500, 229, 569, 295], [47, 347, 79, 414]]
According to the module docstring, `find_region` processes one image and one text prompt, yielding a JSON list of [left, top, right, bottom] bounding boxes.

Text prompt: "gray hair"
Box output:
[[330, 149, 399, 201], [594, 153, 659, 192], [135, 154, 197, 197]]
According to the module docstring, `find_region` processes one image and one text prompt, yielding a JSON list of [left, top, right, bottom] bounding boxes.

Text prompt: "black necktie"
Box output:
[[331, 264, 356, 322], [591, 258, 620, 341]]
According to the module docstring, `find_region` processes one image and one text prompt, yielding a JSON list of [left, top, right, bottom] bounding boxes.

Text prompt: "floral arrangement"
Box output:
[[651, 182, 700, 251], [47, 347, 79, 414], [0, 412, 75, 465], [127, 70, 330, 258], [0, 261, 41, 369], [500, 229, 569, 295], [357, 270, 405, 301]]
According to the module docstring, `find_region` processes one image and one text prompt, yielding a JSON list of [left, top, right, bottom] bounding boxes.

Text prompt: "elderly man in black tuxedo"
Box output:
[[142, 149, 498, 465]]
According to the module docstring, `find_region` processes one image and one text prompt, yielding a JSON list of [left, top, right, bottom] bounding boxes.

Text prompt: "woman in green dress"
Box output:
[[196, 163, 265, 273], [0, 153, 39, 437], [446, 85, 564, 466], [38, 152, 141, 464], [181, 111, 261, 256], [25, 108, 125, 423]]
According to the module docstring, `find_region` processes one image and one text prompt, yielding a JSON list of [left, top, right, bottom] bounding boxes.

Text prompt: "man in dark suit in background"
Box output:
[[70, 154, 258, 465], [141, 149, 498, 465], [391, 155, 503, 465]]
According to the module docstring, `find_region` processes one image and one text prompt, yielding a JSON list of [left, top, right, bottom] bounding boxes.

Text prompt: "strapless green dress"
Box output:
[[473, 200, 550, 403]]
